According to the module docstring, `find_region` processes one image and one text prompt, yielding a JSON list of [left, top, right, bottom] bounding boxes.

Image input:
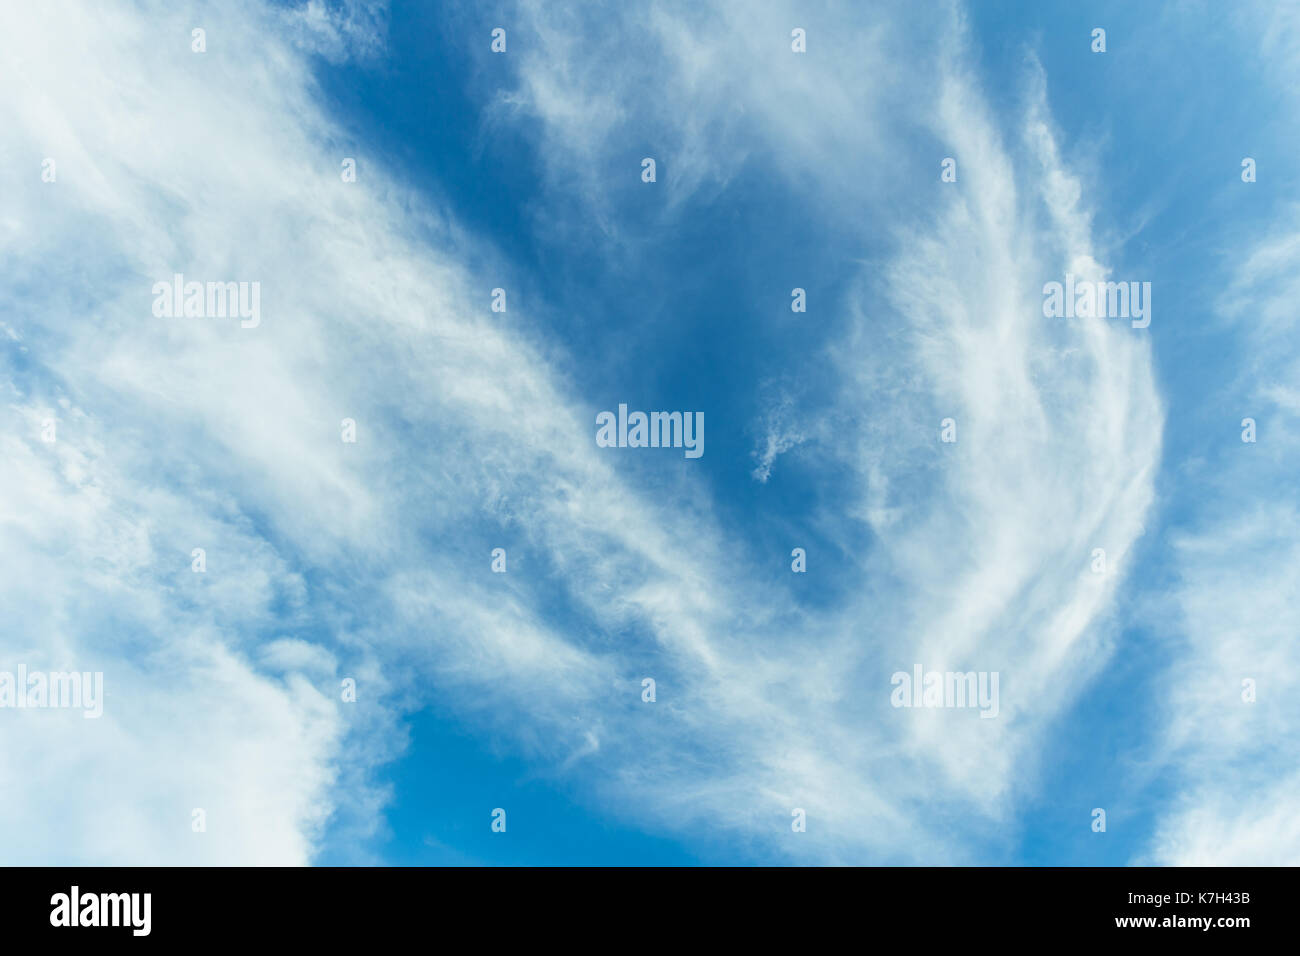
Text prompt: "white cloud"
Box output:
[[0, 0, 757, 862], [1134, 5, 1300, 863], [1, 0, 1186, 867], [502, 2, 1163, 861], [1141, 217, 1300, 866]]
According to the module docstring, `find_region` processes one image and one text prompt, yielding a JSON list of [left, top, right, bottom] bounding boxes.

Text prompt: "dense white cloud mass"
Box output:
[[0, 0, 378, 863]]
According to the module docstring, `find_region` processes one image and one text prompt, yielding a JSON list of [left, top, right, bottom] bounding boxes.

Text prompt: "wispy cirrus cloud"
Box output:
[[9, 0, 1289, 869], [496, 2, 1163, 861], [1140, 214, 1300, 865], [1131, 3, 1300, 865], [0, 0, 757, 863]]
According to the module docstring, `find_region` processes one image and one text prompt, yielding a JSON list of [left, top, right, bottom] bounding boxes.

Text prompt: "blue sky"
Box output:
[[2, 0, 1298, 865]]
